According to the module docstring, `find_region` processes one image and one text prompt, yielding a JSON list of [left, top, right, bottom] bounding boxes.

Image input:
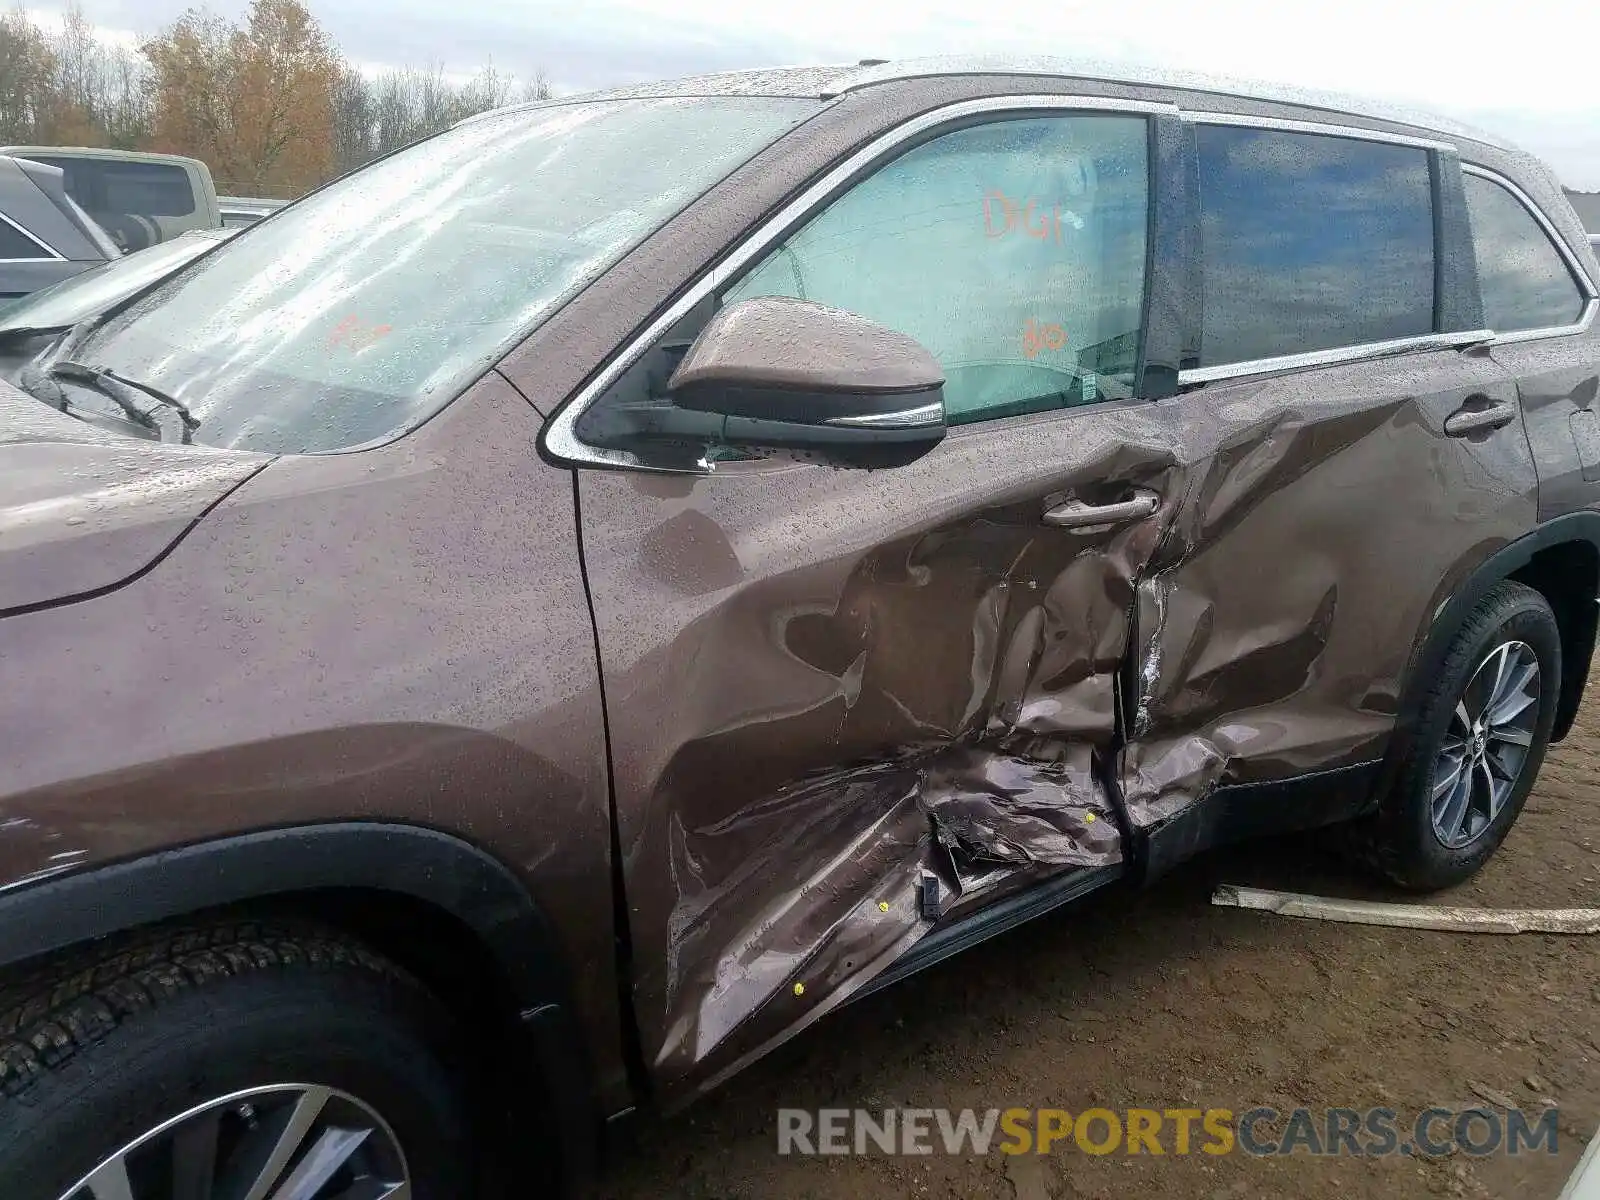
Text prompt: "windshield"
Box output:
[[67, 97, 819, 454], [0, 232, 225, 334]]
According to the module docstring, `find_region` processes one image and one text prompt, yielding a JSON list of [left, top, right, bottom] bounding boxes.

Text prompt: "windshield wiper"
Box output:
[[48, 360, 199, 444]]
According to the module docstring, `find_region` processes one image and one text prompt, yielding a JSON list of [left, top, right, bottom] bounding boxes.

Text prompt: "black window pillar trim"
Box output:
[[1135, 113, 1189, 401], [1434, 147, 1486, 333]]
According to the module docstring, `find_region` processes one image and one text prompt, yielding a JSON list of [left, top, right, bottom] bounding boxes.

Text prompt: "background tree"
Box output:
[[143, 0, 339, 193], [46, 5, 148, 146], [0, 8, 59, 142], [1, 2, 550, 195]]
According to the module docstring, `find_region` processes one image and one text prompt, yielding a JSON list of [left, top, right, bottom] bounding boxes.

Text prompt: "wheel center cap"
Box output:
[[1471, 728, 1487, 758]]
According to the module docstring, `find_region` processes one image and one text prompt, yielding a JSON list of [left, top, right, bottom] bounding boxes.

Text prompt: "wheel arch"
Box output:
[[1386, 513, 1600, 799], [0, 821, 601, 1189]]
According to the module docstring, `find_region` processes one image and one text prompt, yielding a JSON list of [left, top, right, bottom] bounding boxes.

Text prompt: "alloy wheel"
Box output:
[[58, 1083, 409, 1200], [1430, 639, 1541, 849]]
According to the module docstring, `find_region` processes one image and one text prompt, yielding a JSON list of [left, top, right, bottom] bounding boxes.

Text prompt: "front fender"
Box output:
[[0, 820, 600, 1186]]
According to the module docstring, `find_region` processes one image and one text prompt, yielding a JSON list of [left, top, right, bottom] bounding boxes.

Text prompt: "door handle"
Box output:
[[1042, 489, 1159, 529], [1444, 401, 1517, 437]]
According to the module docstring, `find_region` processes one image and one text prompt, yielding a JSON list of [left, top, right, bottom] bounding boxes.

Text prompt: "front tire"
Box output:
[[0, 920, 476, 1200], [1364, 580, 1561, 891]]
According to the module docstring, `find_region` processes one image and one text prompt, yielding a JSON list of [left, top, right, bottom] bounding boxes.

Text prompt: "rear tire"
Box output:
[[0, 920, 477, 1200], [1358, 580, 1560, 891]]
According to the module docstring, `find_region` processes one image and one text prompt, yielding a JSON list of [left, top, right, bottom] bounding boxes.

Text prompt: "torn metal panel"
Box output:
[[656, 769, 930, 1075], [581, 405, 1179, 1100], [919, 741, 1120, 899], [651, 743, 1122, 1092], [581, 342, 1539, 1104], [1119, 349, 1539, 832]]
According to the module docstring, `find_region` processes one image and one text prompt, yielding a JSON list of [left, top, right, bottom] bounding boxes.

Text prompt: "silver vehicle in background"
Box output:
[[0, 155, 121, 309], [218, 195, 288, 227]]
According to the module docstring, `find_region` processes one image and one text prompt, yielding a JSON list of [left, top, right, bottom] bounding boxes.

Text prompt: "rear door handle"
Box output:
[[1042, 489, 1159, 529], [1444, 400, 1517, 437]]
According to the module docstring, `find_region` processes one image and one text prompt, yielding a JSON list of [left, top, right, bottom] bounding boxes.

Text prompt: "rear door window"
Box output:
[[725, 113, 1151, 424], [1463, 172, 1588, 332], [1196, 126, 1436, 367]]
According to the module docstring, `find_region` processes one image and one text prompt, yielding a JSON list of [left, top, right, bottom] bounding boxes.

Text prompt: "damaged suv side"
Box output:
[[0, 59, 1597, 1199]]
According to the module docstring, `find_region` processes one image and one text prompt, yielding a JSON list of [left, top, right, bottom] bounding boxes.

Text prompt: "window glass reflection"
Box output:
[[1464, 173, 1585, 333], [1198, 126, 1435, 366]]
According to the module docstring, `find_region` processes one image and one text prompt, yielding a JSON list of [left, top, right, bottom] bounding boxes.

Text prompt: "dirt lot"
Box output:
[[600, 693, 1600, 1200]]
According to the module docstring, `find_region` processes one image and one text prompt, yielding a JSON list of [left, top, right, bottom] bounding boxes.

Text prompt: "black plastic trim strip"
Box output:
[[1388, 514, 1600, 778], [1138, 759, 1383, 882]]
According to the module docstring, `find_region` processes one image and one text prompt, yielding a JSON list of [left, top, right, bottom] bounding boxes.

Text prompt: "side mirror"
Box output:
[[625, 297, 945, 469], [667, 297, 945, 468]]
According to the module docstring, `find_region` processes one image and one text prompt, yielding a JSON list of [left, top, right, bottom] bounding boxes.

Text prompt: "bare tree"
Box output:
[[46, 4, 149, 147], [328, 62, 374, 175], [356, 60, 546, 161], [0, 7, 58, 142]]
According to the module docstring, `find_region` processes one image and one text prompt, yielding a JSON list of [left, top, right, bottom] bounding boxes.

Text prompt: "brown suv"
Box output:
[[2, 57, 1598, 1200]]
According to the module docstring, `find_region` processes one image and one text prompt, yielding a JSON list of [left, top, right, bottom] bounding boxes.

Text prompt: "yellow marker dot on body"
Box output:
[[793, 982, 805, 997]]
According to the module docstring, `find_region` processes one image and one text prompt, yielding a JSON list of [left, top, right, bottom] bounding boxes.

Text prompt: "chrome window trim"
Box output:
[[1460, 162, 1599, 344], [1187, 110, 1455, 152], [542, 93, 1176, 472], [0, 210, 63, 262], [1178, 330, 1494, 387], [1490, 300, 1598, 344]]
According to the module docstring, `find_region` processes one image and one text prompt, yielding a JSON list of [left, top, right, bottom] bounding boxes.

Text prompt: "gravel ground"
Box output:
[[600, 692, 1600, 1200]]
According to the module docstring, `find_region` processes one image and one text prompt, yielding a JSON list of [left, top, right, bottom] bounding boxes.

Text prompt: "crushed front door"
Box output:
[[575, 103, 1186, 1100]]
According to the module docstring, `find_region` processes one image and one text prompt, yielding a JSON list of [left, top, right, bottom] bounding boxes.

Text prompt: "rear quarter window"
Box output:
[[1463, 172, 1588, 332], [0, 216, 52, 260], [1196, 126, 1436, 367]]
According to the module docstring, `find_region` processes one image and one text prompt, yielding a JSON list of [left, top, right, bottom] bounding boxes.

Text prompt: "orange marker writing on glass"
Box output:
[[1022, 319, 1066, 359]]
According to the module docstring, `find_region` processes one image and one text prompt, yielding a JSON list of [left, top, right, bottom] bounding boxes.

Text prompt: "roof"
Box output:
[[467, 55, 1511, 149], [0, 146, 206, 169]]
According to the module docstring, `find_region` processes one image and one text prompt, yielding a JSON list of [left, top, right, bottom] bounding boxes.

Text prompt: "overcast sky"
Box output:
[[27, 0, 1600, 188]]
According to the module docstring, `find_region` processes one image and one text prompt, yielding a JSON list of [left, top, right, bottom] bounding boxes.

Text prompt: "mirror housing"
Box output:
[[651, 297, 946, 469]]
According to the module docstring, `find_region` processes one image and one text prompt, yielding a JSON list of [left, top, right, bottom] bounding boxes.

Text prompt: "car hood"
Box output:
[[0, 378, 272, 613]]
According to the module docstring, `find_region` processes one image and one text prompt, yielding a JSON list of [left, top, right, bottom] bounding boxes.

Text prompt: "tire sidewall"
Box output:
[[0, 967, 475, 1200], [1394, 588, 1561, 888]]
